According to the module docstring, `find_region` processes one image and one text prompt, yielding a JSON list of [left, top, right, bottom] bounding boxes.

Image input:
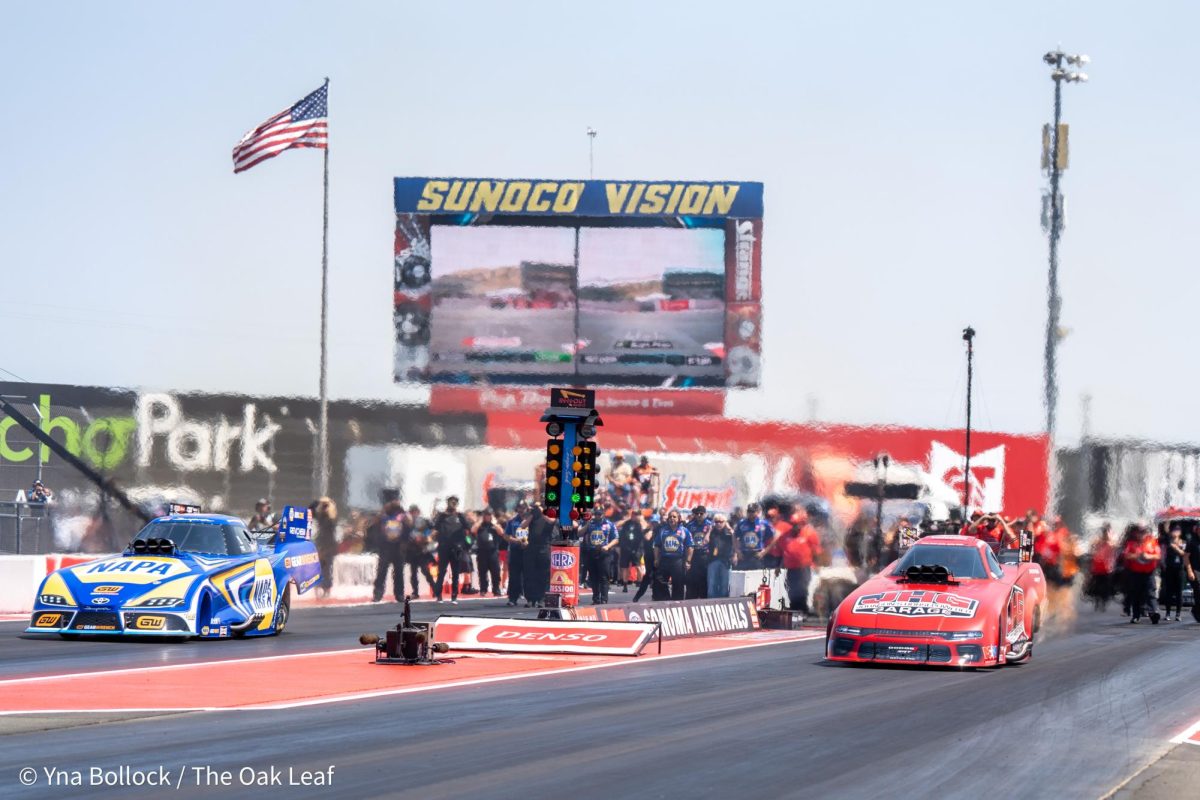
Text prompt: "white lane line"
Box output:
[[1169, 717, 1200, 745], [0, 633, 826, 715], [0, 648, 365, 686]]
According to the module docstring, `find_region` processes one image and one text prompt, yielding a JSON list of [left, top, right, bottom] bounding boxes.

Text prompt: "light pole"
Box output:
[[962, 327, 975, 511], [1041, 49, 1088, 447], [587, 127, 597, 178]]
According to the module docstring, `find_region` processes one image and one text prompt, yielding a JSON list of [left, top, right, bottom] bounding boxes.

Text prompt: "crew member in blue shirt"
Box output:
[[735, 503, 773, 570], [584, 513, 619, 604], [684, 505, 713, 599], [654, 509, 694, 601], [502, 505, 531, 607]]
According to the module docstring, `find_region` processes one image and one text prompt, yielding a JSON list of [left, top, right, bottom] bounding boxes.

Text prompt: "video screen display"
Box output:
[[392, 178, 763, 388], [429, 226, 577, 378], [577, 228, 726, 381]]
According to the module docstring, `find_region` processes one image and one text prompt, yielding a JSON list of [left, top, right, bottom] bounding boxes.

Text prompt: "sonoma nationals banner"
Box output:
[[568, 597, 760, 640]]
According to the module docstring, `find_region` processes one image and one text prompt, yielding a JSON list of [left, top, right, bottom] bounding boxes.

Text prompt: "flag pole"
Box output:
[[317, 77, 331, 498]]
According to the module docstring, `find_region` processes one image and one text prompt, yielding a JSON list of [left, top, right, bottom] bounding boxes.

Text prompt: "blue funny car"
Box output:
[[26, 505, 321, 639]]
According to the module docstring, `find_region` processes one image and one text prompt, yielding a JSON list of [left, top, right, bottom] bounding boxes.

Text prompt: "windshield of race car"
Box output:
[[890, 544, 990, 579], [131, 520, 257, 556]]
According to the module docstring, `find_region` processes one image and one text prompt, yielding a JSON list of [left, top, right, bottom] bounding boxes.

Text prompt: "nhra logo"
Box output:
[[853, 590, 979, 618], [550, 551, 576, 569]]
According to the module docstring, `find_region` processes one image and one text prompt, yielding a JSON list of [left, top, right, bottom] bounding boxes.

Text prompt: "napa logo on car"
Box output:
[[853, 590, 979, 618], [72, 557, 191, 585]]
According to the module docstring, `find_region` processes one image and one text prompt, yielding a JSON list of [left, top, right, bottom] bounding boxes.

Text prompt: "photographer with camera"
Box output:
[[432, 496, 470, 604], [967, 512, 1017, 553], [473, 508, 503, 598]]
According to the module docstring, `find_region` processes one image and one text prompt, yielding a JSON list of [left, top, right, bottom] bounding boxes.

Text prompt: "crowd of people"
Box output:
[[294, 482, 824, 616], [1082, 520, 1197, 624], [242, 450, 1200, 626]]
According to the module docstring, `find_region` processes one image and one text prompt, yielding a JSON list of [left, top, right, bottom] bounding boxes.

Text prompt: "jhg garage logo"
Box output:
[[550, 551, 576, 569], [853, 590, 979, 618]]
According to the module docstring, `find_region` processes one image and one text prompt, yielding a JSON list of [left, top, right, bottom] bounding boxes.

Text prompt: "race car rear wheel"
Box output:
[[274, 584, 291, 635]]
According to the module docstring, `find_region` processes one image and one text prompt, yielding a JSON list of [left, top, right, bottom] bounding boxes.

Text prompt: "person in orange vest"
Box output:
[[1084, 522, 1117, 612], [1124, 525, 1161, 624], [762, 507, 822, 616], [1034, 516, 1063, 585]]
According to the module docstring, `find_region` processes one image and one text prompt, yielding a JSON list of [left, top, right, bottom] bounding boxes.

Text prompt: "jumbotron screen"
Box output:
[[393, 178, 763, 388]]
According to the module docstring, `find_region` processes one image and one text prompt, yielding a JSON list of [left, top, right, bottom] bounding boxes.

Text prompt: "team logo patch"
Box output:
[[852, 590, 979, 618]]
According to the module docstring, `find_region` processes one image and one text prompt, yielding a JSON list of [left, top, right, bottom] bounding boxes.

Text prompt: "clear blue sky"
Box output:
[[4, 1, 1197, 446]]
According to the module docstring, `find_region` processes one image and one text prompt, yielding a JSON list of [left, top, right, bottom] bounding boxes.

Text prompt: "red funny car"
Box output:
[[826, 535, 1045, 667]]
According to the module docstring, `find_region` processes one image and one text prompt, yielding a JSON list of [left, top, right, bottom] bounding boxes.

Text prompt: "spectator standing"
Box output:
[[1084, 523, 1117, 612], [432, 496, 470, 604], [607, 453, 634, 507], [1186, 526, 1200, 623], [1033, 517, 1063, 583], [684, 505, 712, 599], [583, 512, 619, 604], [523, 506, 556, 607], [1160, 525, 1186, 622], [653, 510, 693, 601], [311, 497, 338, 598], [1124, 526, 1161, 624], [247, 498, 275, 531], [633, 455, 659, 507], [618, 508, 647, 592], [1117, 524, 1141, 616], [707, 514, 736, 597], [503, 506, 531, 607], [632, 515, 660, 602], [763, 509, 822, 616], [369, 501, 408, 603], [474, 509, 503, 597], [734, 503, 772, 570], [404, 505, 436, 598], [29, 480, 53, 504]]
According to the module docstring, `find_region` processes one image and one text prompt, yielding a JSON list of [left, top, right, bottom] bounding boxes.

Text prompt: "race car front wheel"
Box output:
[[274, 584, 291, 635]]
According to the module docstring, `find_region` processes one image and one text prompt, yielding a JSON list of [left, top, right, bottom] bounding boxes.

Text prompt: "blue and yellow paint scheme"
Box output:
[[26, 505, 321, 639]]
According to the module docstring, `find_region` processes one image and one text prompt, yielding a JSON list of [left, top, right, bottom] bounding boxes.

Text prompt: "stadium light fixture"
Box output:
[[1041, 48, 1089, 513]]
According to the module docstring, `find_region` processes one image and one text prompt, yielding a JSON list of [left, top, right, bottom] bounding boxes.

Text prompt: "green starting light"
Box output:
[[584, 495, 592, 503], [571, 493, 581, 503], [547, 491, 557, 501]]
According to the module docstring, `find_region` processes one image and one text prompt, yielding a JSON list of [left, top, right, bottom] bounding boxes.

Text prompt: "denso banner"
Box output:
[[570, 597, 760, 640], [432, 616, 658, 656]]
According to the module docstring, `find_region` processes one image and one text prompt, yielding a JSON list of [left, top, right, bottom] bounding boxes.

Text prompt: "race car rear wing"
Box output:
[[273, 505, 321, 594]]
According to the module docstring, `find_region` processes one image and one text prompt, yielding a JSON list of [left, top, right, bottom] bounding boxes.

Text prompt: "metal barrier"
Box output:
[[0, 502, 52, 554]]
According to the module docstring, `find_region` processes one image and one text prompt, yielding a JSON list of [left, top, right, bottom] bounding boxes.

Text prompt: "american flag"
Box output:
[[232, 82, 328, 174]]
